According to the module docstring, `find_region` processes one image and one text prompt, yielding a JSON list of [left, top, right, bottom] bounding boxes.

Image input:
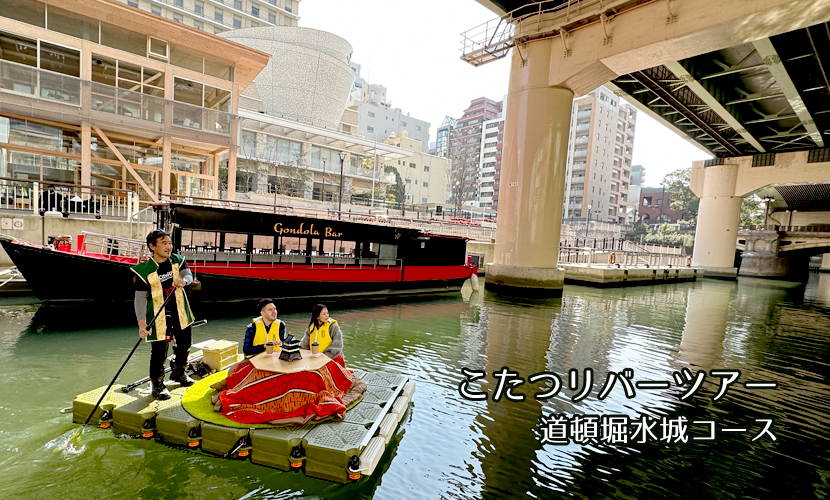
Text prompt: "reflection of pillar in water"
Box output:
[[677, 280, 734, 371], [816, 273, 830, 306], [474, 293, 561, 497]]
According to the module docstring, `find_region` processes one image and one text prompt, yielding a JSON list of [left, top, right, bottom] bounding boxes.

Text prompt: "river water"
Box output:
[[0, 275, 829, 499]]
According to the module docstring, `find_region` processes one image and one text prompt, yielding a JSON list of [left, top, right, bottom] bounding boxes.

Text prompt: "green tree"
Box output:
[[626, 222, 648, 241], [385, 165, 405, 204], [740, 195, 764, 227], [662, 168, 699, 221], [644, 224, 694, 247]]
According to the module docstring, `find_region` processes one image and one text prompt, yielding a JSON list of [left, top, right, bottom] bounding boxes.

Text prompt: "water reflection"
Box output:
[[0, 278, 829, 499], [678, 279, 736, 371], [458, 281, 830, 499]]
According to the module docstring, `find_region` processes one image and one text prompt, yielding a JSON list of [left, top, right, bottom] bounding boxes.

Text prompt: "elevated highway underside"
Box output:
[[464, 0, 830, 292]]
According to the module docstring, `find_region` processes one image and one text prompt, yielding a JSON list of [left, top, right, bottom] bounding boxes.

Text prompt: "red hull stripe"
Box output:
[[189, 263, 476, 282], [402, 265, 478, 282]]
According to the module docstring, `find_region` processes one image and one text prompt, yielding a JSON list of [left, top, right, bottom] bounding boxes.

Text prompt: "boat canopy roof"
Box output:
[[161, 203, 433, 243]]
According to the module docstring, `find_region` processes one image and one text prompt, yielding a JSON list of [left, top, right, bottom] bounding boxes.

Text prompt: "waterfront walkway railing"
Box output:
[[560, 238, 685, 256], [0, 177, 139, 220], [558, 246, 689, 268]]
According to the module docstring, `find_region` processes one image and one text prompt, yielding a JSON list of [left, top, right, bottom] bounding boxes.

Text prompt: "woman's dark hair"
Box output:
[[309, 304, 327, 329], [146, 229, 170, 250], [258, 298, 275, 314]]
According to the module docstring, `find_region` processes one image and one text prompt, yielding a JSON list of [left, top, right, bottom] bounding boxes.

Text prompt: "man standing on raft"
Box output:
[[132, 229, 195, 400]]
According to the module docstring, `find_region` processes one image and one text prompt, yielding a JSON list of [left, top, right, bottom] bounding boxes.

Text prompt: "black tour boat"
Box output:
[[0, 203, 477, 303]]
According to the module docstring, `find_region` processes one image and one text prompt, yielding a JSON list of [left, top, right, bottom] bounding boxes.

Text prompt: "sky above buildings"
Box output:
[[302, 0, 713, 188]]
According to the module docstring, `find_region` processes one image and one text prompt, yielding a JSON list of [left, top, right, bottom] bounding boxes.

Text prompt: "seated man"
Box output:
[[211, 300, 366, 426], [242, 298, 285, 357]]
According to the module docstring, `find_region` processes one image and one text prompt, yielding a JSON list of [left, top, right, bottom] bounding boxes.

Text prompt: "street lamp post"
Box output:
[[273, 161, 280, 212], [763, 196, 774, 228], [657, 182, 666, 224], [338, 151, 347, 218], [585, 204, 592, 238], [372, 131, 378, 208]]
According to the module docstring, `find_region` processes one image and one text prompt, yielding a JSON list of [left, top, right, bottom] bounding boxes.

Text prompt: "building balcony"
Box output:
[[305, 160, 395, 184], [0, 59, 236, 144]]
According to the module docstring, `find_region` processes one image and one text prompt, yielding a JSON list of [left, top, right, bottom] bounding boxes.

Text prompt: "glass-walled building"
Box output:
[[237, 114, 410, 204], [0, 0, 269, 202], [110, 0, 300, 35]]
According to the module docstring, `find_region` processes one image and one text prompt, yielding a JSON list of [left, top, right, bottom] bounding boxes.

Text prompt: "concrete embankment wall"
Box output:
[[0, 212, 154, 266], [466, 241, 494, 275]]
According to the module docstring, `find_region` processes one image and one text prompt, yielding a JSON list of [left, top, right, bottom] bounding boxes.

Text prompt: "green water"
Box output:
[[1, 275, 829, 499]]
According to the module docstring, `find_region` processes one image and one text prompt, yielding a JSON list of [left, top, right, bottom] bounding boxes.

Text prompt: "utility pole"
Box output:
[[585, 204, 592, 238], [338, 151, 346, 219]]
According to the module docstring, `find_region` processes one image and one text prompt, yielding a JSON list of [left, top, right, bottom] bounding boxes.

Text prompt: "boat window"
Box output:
[[373, 243, 397, 260], [338, 240, 355, 257], [223, 233, 248, 252], [180, 230, 218, 250], [318, 239, 337, 255], [280, 237, 306, 255], [252, 235, 274, 253]]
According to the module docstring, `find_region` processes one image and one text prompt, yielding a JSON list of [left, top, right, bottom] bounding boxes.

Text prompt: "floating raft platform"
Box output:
[[71, 368, 415, 483]]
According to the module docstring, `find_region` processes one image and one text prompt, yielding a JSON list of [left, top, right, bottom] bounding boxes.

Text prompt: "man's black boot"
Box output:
[[170, 364, 195, 387], [151, 377, 171, 400]]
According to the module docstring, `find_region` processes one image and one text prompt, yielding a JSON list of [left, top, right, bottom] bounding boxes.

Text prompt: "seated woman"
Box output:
[[300, 304, 344, 366], [212, 301, 365, 426]]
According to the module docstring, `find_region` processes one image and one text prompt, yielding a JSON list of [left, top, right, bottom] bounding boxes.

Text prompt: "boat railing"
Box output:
[[558, 246, 689, 268], [79, 231, 148, 263], [181, 248, 402, 270]]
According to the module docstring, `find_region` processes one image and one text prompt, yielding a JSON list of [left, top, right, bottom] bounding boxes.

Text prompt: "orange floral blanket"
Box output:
[[219, 356, 355, 425]]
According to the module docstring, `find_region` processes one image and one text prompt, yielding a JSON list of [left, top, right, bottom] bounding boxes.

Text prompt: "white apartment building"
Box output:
[[563, 86, 638, 224], [477, 115, 503, 208], [354, 83, 430, 153], [383, 132, 449, 206]]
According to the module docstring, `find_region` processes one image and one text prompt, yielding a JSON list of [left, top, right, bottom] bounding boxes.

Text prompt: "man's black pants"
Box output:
[[149, 317, 192, 379]]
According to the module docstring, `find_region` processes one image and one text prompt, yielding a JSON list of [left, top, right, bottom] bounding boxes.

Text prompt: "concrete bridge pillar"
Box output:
[[820, 254, 830, 273], [485, 37, 575, 296], [691, 164, 742, 278], [738, 231, 806, 280]]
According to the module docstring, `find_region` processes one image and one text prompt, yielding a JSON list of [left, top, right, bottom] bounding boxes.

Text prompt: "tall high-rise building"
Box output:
[[562, 86, 638, 224], [477, 114, 504, 209], [624, 164, 646, 223], [350, 62, 367, 102], [111, 0, 299, 35], [447, 97, 503, 209], [353, 82, 430, 153], [434, 116, 456, 158]]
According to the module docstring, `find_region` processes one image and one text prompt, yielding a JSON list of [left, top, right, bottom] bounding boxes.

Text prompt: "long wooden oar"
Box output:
[[82, 286, 179, 427]]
